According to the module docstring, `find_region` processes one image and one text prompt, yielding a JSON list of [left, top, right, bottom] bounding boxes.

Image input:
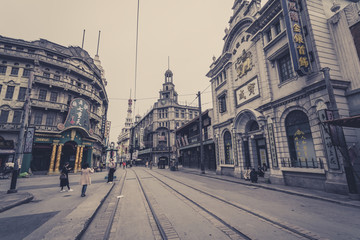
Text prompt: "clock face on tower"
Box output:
[[161, 99, 166, 105]]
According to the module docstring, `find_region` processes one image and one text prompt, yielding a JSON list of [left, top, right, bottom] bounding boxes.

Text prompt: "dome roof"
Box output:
[[165, 69, 173, 77]]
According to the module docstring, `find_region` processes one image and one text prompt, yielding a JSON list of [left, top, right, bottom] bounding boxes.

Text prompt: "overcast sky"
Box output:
[[1, 0, 268, 143]]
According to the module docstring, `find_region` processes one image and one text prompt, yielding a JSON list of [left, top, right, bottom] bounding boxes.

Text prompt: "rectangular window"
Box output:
[[18, 87, 27, 101], [34, 112, 43, 125], [181, 110, 185, 118], [11, 67, 19, 76], [39, 89, 47, 101], [50, 92, 58, 102], [278, 54, 294, 82], [43, 72, 50, 78], [266, 29, 272, 42], [54, 75, 60, 81], [23, 69, 30, 77], [274, 22, 281, 35], [46, 114, 55, 126], [175, 109, 179, 118], [0, 66, 6, 74], [5, 86, 15, 99], [12, 110, 22, 123], [189, 111, 193, 119], [0, 85, 2, 94], [0, 110, 9, 123], [218, 95, 227, 113]]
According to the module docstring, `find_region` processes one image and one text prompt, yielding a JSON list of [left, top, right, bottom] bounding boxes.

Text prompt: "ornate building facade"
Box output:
[[132, 69, 199, 165], [207, 0, 360, 194], [0, 36, 108, 174]]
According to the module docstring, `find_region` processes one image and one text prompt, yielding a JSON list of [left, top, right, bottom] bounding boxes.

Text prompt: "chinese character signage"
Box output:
[[63, 98, 90, 132], [235, 77, 259, 106], [318, 109, 340, 170], [281, 0, 310, 76], [267, 123, 278, 167]]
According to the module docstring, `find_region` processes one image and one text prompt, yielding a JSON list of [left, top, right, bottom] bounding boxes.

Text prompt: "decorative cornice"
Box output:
[[213, 118, 234, 129], [207, 53, 232, 78]]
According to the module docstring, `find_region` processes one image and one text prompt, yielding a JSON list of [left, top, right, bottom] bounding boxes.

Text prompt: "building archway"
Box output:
[[234, 109, 268, 170]]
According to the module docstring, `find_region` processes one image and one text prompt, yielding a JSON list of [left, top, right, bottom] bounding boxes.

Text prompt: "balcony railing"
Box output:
[[281, 158, 324, 169], [31, 99, 68, 112], [32, 124, 60, 132], [0, 123, 21, 131], [0, 47, 105, 93], [34, 75, 103, 104]]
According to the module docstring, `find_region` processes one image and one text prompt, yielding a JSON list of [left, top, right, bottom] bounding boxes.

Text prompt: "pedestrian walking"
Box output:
[[107, 159, 116, 183], [80, 163, 94, 197], [122, 161, 126, 169], [244, 167, 251, 181], [60, 162, 73, 192], [250, 168, 258, 183], [149, 160, 152, 170]]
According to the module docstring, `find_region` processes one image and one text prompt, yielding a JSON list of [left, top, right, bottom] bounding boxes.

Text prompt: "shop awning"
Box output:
[[324, 115, 360, 128]]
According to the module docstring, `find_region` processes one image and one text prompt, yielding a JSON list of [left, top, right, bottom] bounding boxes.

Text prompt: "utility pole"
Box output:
[[197, 91, 205, 174], [8, 69, 34, 193], [322, 67, 358, 194]]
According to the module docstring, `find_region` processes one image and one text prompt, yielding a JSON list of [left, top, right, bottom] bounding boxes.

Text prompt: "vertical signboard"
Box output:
[[318, 109, 340, 170], [23, 127, 35, 153], [281, 0, 310, 76], [267, 123, 278, 168]]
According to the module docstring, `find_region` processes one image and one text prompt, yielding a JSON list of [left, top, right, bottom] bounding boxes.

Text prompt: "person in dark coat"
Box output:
[[250, 168, 258, 183], [107, 159, 116, 183], [60, 162, 73, 192]]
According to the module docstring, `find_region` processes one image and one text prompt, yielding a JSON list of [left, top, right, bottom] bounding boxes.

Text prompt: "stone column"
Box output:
[[54, 144, 63, 174], [74, 145, 81, 173], [48, 144, 58, 174]]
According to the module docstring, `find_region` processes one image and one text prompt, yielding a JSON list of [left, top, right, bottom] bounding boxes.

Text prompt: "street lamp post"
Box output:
[[8, 70, 34, 194], [197, 91, 205, 174]]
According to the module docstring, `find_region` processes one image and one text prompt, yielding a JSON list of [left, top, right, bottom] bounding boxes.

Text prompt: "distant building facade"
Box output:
[[132, 69, 199, 165], [0, 36, 108, 173], [176, 109, 216, 171], [117, 98, 133, 163], [207, 0, 360, 194]]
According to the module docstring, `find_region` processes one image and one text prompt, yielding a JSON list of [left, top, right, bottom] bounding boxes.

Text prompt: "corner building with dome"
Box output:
[[0, 35, 109, 174], [207, 0, 360, 194]]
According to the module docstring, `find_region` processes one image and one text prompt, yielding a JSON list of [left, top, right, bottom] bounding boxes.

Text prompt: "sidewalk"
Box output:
[[0, 170, 117, 240], [177, 166, 360, 209]]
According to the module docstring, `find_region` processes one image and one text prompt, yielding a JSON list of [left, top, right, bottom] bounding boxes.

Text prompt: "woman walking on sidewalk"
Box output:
[[60, 162, 73, 192], [80, 163, 94, 197]]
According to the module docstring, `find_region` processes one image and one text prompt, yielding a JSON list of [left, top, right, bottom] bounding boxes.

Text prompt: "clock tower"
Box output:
[[159, 68, 178, 105]]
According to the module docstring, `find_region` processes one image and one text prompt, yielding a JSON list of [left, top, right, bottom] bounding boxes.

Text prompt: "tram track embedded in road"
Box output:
[[148, 169, 323, 240]]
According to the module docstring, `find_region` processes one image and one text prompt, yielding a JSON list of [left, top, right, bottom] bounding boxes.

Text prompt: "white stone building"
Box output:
[[207, 0, 360, 194]]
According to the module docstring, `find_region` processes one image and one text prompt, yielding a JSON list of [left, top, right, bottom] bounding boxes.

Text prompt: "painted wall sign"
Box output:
[[281, 0, 310, 76], [318, 109, 340, 170], [235, 77, 259, 106], [267, 123, 278, 168], [60, 98, 90, 132]]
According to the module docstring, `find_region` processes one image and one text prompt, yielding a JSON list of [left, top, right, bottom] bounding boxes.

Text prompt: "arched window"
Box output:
[[248, 120, 259, 132], [223, 131, 233, 164], [285, 110, 316, 167]]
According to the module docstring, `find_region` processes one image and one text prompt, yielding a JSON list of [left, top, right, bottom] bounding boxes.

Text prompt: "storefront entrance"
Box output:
[[31, 144, 52, 172], [255, 138, 268, 169], [61, 141, 77, 169]]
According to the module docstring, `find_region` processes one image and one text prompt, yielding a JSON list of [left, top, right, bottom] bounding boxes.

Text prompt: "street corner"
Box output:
[[0, 191, 34, 213]]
